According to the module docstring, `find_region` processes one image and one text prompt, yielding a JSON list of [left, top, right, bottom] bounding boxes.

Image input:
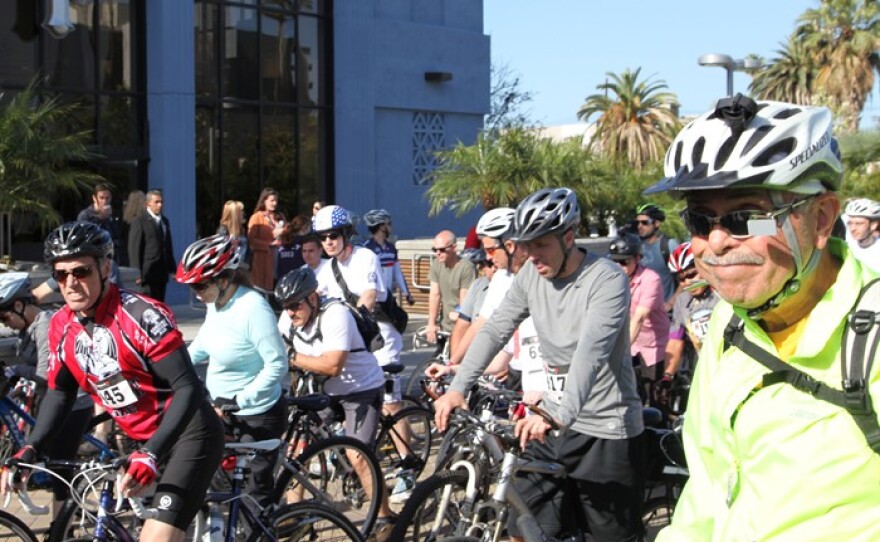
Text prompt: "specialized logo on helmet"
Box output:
[[789, 129, 831, 171]]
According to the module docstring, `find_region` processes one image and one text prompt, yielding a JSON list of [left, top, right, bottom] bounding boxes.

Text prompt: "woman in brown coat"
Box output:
[[247, 188, 286, 290]]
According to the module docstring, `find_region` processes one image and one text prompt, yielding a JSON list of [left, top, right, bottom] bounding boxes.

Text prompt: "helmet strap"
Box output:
[[747, 193, 820, 320], [553, 234, 571, 278]]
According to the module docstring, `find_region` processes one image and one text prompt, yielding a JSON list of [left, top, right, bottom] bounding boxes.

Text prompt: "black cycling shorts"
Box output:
[[152, 401, 225, 530], [507, 429, 646, 541]]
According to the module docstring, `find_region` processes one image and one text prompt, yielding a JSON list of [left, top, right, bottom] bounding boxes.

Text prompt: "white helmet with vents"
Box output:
[[845, 198, 880, 219], [476, 208, 515, 241]]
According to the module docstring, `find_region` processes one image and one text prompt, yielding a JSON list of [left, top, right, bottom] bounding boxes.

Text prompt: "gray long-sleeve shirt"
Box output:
[[450, 249, 644, 439]]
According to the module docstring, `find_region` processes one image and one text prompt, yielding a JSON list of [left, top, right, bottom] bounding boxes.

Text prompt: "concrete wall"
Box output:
[[334, 1, 490, 239]]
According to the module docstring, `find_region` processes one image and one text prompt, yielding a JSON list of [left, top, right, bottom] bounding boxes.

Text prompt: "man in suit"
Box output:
[[128, 189, 176, 302]]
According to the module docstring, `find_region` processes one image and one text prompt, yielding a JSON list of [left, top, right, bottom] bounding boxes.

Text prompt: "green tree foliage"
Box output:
[[750, 36, 817, 105], [576, 68, 681, 170], [0, 80, 102, 227], [838, 129, 880, 201]]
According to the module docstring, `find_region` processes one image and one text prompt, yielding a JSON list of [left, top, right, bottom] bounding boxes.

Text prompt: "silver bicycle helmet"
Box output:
[[845, 198, 880, 219], [460, 248, 488, 265], [44, 222, 114, 264], [476, 208, 515, 241], [0, 273, 32, 308], [512, 188, 580, 242], [362, 209, 392, 228], [645, 94, 842, 196], [275, 268, 319, 306]]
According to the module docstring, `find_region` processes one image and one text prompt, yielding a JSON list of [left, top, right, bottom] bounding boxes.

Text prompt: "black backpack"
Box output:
[[722, 278, 880, 455], [329, 258, 385, 352]]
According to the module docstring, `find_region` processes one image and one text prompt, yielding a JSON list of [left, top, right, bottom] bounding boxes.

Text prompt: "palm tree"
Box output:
[[750, 37, 816, 105], [576, 68, 680, 169], [794, 0, 880, 133], [0, 80, 103, 228]]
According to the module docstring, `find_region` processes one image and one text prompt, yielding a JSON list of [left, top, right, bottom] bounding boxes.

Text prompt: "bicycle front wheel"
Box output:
[[0, 509, 37, 542], [388, 469, 476, 542], [273, 435, 381, 538], [642, 496, 675, 539], [375, 405, 434, 482], [267, 502, 363, 542]]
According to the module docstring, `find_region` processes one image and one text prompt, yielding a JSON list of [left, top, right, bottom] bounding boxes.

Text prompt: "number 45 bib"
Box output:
[[92, 372, 139, 408]]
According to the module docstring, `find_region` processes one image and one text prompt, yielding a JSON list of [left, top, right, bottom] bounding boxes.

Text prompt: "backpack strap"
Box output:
[[331, 258, 359, 307], [723, 308, 880, 454]]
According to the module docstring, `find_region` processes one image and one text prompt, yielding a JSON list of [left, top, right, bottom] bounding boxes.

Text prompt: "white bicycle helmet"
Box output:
[[845, 198, 880, 219], [0, 273, 32, 308], [362, 209, 392, 228], [512, 188, 580, 242], [476, 208, 515, 241], [312, 205, 352, 234], [646, 94, 842, 196]]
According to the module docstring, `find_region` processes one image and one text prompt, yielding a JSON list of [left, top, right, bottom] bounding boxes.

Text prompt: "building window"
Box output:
[[194, 0, 332, 238], [412, 111, 445, 185], [0, 0, 146, 245]]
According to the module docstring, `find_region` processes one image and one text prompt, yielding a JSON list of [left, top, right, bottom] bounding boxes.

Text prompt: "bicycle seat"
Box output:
[[225, 439, 283, 452], [289, 393, 331, 412], [382, 363, 405, 375]]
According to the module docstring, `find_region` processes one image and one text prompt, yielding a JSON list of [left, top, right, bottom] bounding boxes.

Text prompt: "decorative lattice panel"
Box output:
[[412, 112, 446, 185]]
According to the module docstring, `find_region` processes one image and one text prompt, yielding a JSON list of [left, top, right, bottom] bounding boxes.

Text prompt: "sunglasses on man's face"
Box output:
[[432, 244, 453, 254], [283, 300, 306, 312], [319, 232, 341, 242], [53, 266, 94, 282], [680, 197, 814, 238], [635, 219, 654, 226], [485, 245, 503, 256]]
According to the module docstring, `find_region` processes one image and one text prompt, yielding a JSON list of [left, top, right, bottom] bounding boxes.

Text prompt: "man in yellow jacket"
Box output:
[[644, 94, 880, 541]]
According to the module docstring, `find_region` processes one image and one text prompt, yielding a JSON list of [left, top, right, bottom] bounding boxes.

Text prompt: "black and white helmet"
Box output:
[[645, 94, 842, 196], [460, 248, 488, 265], [363, 209, 392, 228], [275, 268, 319, 306], [512, 188, 580, 242], [476, 208, 515, 241], [845, 198, 880, 219], [44, 221, 114, 264]]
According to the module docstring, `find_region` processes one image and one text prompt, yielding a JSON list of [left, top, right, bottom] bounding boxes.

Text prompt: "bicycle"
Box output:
[[18, 439, 362, 542], [404, 328, 451, 408], [642, 415, 688, 539], [389, 407, 586, 542]]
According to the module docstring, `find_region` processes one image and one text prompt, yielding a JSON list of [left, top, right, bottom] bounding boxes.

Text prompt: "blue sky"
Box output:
[[485, 0, 880, 127]]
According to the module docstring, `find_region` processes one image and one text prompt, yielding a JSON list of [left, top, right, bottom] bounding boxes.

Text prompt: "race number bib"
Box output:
[[92, 372, 138, 408], [544, 364, 568, 403]]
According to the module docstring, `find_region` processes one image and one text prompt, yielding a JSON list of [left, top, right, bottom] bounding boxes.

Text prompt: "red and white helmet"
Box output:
[[667, 242, 695, 274], [176, 234, 241, 284]]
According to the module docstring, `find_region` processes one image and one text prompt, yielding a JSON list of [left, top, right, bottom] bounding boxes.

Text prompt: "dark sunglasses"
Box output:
[[432, 244, 453, 253], [615, 258, 633, 266], [681, 196, 814, 238], [190, 281, 214, 293], [53, 266, 94, 282], [283, 300, 305, 311], [319, 232, 341, 242], [678, 269, 698, 281], [635, 219, 654, 226]]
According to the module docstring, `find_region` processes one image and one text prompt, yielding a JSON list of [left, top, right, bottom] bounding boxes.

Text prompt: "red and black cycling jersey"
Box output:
[[47, 284, 184, 441]]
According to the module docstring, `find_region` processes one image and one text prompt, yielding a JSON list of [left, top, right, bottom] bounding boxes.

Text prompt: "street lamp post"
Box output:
[[698, 53, 762, 96]]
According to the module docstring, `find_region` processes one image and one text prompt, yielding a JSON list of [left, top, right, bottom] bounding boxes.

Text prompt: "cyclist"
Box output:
[[447, 248, 494, 356], [362, 209, 414, 306], [645, 95, 880, 540], [3, 221, 224, 542], [312, 205, 415, 503], [275, 268, 397, 525], [426, 229, 476, 350], [842, 197, 880, 272], [0, 273, 95, 518], [633, 203, 680, 305], [434, 188, 645, 541], [178, 234, 288, 509]]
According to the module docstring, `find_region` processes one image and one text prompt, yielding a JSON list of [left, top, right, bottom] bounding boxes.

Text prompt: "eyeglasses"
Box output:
[[190, 281, 214, 293], [635, 219, 654, 226], [677, 269, 698, 281], [53, 266, 94, 282], [485, 245, 503, 256], [319, 232, 341, 242], [283, 300, 305, 311], [615, 258, 633, 266], [680, 197, 813, 238], [432, 244, 454, 253]]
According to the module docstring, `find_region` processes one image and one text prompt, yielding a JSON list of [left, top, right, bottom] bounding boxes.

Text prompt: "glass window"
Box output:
[[297, 14, 323, 106], [100, 95, 142, 148], [0, 0, 39, 86], [221, 105, 260, 209], [196, 107, 222, 237], [262, 106, 298, 215], [195, 2, 220, 98], [46, 4, 97, 90], [223, 6, 260, 100], [298, 108, 324, 208], [99, 1, 138, 91], [259, 12, 296, 103]]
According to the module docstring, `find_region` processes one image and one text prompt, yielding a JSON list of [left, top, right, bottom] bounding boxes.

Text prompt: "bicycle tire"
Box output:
[[374, 405, 434, 483], [404, 358, 443, 406], [387, 469, 475, 542], [273, 435, 381, 538], [50, 494, 143, 541], [0, 509, 38, 542], [642, 496, 675, 539], [266, 501, 364, 542]]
